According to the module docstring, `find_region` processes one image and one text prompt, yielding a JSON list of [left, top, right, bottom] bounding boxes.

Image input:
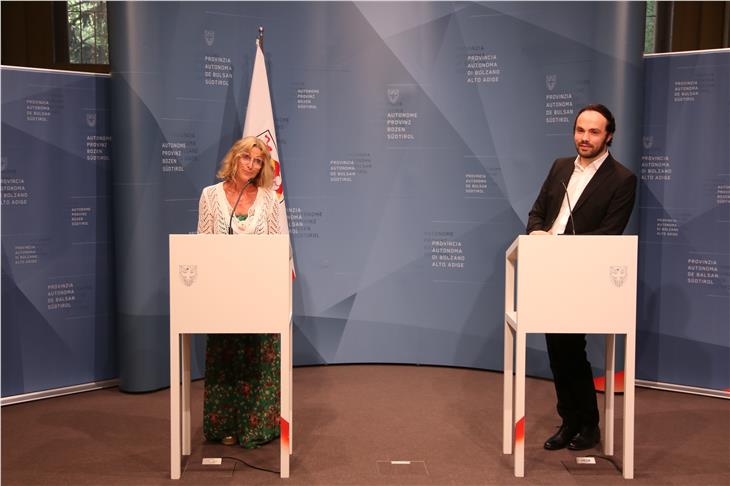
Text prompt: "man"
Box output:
[[527, 104, 637, 451]]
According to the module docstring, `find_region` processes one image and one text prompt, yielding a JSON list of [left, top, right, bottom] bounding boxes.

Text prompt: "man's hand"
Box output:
[[529, 230, 552, 235]]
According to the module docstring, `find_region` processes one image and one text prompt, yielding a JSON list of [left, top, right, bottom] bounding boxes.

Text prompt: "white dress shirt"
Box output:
[[549, 151, 609, 235]]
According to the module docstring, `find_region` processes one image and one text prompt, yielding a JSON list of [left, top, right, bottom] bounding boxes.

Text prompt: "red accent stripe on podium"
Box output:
[[280, 417, 290, 448], [515, 417, 524, 443], [594, 370, 625, 393]]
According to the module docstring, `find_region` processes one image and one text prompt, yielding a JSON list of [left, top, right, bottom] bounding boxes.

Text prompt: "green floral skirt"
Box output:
[[203, 333, 280, 448]]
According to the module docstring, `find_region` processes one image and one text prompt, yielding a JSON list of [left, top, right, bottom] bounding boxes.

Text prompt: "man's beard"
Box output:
[[575, 139, 607, 159]]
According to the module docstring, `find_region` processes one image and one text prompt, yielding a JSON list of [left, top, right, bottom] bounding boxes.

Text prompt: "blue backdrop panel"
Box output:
[[1, 67, 115, 397], [109, 2, 645, 391], [638, 51, 730, 391]]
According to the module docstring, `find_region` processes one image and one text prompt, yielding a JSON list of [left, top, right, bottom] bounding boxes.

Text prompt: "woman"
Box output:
[[196, 136, 286, 447]]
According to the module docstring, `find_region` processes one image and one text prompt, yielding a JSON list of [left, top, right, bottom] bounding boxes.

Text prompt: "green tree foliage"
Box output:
[[68, 1, 108, 64], [645, 1, 656, 54]]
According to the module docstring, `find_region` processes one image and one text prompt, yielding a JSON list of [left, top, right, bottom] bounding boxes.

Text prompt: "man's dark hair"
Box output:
[[574, 104, 616, 146]]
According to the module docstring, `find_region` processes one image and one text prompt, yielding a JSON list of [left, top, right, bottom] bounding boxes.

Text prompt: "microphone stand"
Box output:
[[227, 178, 254, 234], [561, 180, 577, 235]]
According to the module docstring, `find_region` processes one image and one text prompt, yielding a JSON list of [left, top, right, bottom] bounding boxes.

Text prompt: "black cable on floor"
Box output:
[[220, 455, 280, 474], [586, 454, 622, 473]]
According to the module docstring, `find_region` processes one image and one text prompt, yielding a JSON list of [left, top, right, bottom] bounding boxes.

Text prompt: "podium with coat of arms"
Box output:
[[502, 235, 637, 479], [168, 234, 293, 479]]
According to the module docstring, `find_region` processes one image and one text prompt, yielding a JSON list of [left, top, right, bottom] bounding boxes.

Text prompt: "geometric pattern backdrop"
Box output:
[[107, 1, 646, 392], [638, 50, 730, 391], [1, 67, 115, 397], [4, 2, 659, 396]]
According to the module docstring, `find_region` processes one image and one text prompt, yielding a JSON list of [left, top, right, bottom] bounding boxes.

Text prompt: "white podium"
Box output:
[[169, 234, 293, 479], [503, 235, 637, 479]]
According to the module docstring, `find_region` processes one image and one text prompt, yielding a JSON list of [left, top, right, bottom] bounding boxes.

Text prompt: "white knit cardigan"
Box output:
[[196, 182, 287, 235]]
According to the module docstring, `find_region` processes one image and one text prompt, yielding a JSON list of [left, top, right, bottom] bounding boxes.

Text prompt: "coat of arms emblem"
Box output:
[[179, 265, 198, 286], [642, 136, 653, 149], [609, 265, 627, 287], [387, 87, 400, 104], [86, 112, 97, 127], [204, 30, 215, 47], [545, 74, 557, 91]]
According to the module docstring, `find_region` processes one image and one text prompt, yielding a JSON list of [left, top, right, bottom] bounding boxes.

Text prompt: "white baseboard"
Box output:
[[636, 379, 729, 399], [1, 379, 120, 406], [2, 376, 727, 406]]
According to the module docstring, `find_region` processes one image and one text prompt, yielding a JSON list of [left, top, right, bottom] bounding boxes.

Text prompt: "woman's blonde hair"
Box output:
[[217, 136, 274, 188]]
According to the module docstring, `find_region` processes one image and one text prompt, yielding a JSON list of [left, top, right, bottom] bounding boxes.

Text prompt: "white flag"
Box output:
[[244, 38, 285, 205], [243, 37, 295, 276]]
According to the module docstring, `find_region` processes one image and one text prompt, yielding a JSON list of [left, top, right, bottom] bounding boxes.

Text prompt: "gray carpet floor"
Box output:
[[2, 365, 729, 485]]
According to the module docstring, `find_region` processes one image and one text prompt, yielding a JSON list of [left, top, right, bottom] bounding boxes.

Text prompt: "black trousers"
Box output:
[[545, 333, 599, 428]]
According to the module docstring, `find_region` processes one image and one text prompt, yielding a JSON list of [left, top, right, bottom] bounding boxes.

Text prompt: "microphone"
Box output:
[[561, 180, 576, 236], [227, 178, 255, 234]]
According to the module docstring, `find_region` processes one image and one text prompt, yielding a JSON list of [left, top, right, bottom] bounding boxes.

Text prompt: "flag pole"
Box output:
[[258, 26, 264, 52]]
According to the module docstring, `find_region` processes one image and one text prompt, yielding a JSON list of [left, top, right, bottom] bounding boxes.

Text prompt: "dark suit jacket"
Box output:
[[526, 154, 637, 235]]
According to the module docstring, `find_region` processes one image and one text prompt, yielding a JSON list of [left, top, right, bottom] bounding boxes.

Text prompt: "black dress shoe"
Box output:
[[568, 425, 600, 450], [544, 423, 578, 450]]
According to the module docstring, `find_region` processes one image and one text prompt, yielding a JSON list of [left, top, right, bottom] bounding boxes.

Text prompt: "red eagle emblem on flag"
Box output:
[[257, 129, 284, 202]]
